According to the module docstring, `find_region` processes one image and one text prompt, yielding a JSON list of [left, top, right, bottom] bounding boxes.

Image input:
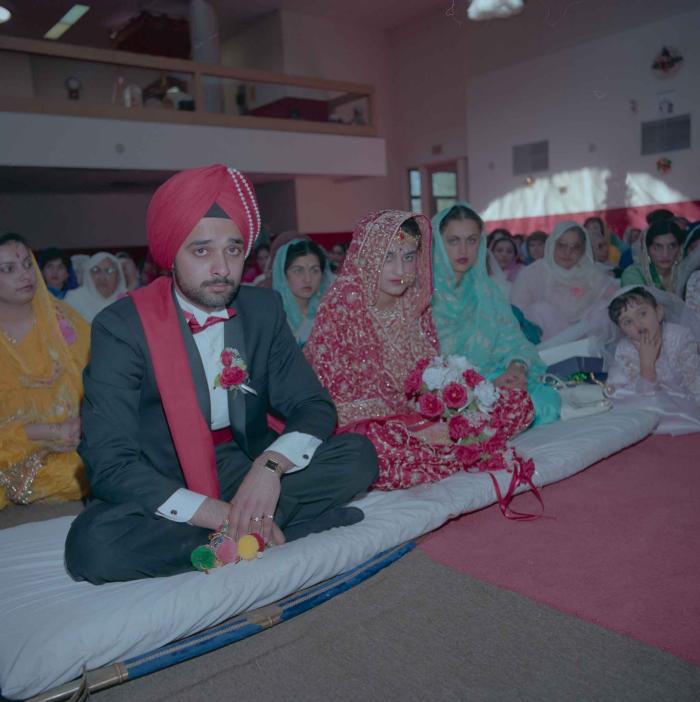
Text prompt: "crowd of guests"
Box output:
[[2, 175, 699, 552]]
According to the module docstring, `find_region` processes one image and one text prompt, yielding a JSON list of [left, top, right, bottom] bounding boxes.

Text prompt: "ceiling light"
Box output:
[[44, 4, 90, 40], [0, 6, 12, 24]]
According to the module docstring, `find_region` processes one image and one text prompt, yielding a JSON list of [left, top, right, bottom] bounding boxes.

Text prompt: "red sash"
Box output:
[[130, 277, 220, 499]]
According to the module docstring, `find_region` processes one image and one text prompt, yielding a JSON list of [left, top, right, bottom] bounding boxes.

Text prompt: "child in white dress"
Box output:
[[605, 286, 700, 434]]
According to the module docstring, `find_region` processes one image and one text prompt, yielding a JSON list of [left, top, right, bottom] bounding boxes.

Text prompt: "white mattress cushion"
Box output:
[[0, 408, 658, 699]]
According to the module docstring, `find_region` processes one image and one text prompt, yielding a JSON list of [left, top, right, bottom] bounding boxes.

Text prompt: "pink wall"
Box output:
[[280, 10, 403, 233], [0, 191, 151, 249], [0, 112, 386, 177]]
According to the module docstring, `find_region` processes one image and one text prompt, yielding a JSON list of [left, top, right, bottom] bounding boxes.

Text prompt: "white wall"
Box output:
[[467, 8, 700, 221]]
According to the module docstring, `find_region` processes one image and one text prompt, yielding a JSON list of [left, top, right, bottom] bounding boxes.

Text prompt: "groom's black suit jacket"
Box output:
[[79, 285, 337, 515]]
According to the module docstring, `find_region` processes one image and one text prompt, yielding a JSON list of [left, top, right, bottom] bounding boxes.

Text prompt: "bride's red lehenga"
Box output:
[[304, 210, 535, 491]]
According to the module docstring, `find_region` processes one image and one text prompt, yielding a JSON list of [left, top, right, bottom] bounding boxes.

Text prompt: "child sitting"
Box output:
[[604, 286, 700, 434]]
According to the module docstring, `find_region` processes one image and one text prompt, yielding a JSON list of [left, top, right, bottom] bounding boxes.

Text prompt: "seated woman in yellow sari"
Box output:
[[0, 233, 90, 509]]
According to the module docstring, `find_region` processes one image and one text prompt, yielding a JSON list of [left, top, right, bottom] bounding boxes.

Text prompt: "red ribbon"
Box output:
[[130, 278, 221, 499]]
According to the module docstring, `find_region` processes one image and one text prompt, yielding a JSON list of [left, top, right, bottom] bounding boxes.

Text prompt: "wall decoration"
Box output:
[[652, 46, 684, 78], [656, 158, 672, 174]]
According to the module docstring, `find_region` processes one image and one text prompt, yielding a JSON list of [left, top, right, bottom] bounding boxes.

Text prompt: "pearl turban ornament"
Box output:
[[146, 164, 261, 269]]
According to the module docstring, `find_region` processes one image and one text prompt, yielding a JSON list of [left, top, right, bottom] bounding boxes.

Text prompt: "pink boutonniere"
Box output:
[[214, 347, 256, 395]]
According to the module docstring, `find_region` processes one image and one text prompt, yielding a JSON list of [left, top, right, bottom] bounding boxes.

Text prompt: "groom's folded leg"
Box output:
[[282, 506, 365, 541], [65, 500, 209, 584], [276, 433, 377, 533]]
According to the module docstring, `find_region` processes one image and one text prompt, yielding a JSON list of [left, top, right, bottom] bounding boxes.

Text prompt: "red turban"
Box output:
[[146, 164, 260, 269]]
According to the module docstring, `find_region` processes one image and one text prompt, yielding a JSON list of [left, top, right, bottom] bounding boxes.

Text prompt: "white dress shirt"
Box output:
[[156, 291, 322, 523]]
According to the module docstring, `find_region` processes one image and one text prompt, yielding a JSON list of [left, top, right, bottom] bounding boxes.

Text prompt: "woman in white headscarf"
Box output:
[[677, 222, 700, 316], [509, 220, 618, 341], [64, 252, 127, 323]]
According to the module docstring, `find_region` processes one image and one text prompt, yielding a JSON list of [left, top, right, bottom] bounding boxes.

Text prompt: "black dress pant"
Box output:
[[64, 433, 377, 584]]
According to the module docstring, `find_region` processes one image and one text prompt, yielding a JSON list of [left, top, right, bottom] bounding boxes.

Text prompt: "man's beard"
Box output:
[[173, 266, 239, 310]]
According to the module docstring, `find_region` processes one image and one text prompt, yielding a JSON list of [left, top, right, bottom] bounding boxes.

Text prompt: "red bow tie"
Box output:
[[184, 309, 235, 334]]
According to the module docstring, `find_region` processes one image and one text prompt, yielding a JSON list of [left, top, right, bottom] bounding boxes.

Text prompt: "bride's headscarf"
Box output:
[[64, 252, 126, 323], [304, 210, 437, 425]]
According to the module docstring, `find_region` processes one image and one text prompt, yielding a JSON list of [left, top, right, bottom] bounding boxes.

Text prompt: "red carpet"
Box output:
[[420, 434, 700, 664]]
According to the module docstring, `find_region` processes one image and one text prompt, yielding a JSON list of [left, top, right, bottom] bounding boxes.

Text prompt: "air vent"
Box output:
[[641, 114, 690, 155], [513, 140, 549, 176]]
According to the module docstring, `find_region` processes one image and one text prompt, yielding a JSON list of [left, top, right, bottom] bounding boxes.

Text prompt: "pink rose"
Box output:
[[462, 369, 484, 388], [221, 349, 234, 367], [448, 414, 471, 441], [442, 382, 468, 409], [404, 369, 424, 398], [455, 443, 479, 467], [418, 392, 445, 420], [220, 366, 246, 389]]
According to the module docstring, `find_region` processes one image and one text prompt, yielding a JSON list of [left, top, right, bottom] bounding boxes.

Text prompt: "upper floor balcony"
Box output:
[[0, 35, 386, 178]]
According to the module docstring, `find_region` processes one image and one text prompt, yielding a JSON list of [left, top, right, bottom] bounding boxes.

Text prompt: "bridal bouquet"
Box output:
[[404, 355, 540, 519], [405, 355, 501, 442]]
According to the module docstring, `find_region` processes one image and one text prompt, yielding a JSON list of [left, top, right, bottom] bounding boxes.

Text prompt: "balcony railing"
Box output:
[[0, 35, 375, 137]]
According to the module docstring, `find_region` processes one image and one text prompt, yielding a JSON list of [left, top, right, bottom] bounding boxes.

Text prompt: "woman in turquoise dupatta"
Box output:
[[431, 202, 560, 425], [272, 238, 333, 347]]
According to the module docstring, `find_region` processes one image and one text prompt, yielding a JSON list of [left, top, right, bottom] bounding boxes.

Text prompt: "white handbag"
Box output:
[[541, 373, 613, 421]]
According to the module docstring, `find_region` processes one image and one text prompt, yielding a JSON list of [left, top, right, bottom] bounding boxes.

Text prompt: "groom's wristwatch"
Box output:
[[263, 457, 284, 478]]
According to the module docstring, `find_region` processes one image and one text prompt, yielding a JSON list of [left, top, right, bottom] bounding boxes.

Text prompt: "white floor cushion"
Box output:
[[0, 408, 658, 700]]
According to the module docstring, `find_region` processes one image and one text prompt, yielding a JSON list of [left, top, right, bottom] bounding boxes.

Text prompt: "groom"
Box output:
[[65, 164, 377, 584]]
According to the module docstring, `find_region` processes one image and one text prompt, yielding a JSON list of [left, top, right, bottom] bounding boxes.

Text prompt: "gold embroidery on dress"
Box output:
[[18, 349, 62, 388], [0, 408, 27, 430]]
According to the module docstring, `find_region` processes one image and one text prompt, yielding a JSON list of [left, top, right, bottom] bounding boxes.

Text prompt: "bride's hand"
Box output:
[[494, 367, 527, 390]]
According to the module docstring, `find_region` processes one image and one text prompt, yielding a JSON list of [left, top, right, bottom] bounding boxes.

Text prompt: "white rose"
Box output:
[[422, 366, 449, 390], [446, 355, 475, 374], [473, 380, 500, 411], [443, 367, 463, 385]]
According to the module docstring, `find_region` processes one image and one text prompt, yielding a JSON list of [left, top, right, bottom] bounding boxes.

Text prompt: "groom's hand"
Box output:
[[228, 451, 292, 544]]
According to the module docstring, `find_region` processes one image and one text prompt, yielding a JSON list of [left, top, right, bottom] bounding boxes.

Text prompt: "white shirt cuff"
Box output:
[[267, 431, 322, 473], [156, 488, 207, 523]]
